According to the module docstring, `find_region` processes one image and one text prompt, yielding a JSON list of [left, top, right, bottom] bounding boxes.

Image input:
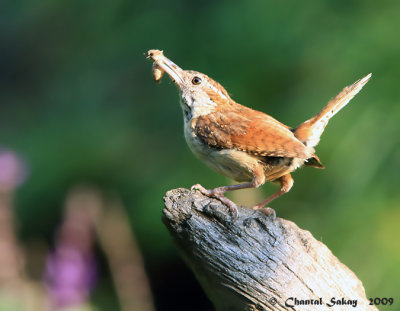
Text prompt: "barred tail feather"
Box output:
[[294, 73, 371, 148]]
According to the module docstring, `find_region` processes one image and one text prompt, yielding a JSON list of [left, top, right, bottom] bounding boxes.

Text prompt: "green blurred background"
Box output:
[[1, 0, 400, 310]]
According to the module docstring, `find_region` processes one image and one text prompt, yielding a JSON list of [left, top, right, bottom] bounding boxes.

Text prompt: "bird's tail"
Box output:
[[293, 73, 371, 149]]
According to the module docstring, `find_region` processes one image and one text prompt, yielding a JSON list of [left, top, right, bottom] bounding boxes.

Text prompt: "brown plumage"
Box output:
[[147, 49, 371, 219], [194, 106, 310, 158]]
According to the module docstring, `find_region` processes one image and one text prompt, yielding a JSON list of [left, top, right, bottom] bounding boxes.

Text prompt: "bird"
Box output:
[[147, 49, 371, 219]]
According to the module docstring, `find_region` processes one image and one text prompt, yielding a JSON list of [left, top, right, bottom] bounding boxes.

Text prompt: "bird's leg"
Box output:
[[191, 166, 265, 219], [252, 173, 294, 217]]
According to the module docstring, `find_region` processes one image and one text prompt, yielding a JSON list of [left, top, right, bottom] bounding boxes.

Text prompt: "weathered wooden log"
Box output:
[[162, 188, 377, 311]]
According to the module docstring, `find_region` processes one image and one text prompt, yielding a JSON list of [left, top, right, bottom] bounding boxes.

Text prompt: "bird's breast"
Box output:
[[183, 120, 258, 182]]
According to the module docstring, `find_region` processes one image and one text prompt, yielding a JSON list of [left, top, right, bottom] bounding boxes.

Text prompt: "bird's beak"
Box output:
[[147, 50, 184, 86]]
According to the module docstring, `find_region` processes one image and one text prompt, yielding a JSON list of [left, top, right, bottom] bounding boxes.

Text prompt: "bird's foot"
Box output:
[[191, 184, 213, 195], [191, 184, 238, 220], [252, 205, 276, 220]]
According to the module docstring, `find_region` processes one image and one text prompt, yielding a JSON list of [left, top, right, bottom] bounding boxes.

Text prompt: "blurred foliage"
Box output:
[[1, 0, 399, 310]]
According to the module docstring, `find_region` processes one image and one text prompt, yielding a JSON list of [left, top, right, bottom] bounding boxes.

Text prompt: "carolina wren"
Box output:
[[147, 49, 371, 218]]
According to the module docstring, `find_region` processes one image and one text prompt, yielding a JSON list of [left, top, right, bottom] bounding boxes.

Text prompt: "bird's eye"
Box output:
[[192, 76, 202, 85]]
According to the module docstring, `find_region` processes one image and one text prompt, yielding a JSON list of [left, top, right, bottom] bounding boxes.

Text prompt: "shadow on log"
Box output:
[[162, 188, 377, 311]]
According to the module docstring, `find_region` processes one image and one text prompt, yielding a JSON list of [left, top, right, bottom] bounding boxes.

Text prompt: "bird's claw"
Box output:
[[191, 184, 238, 221], [252, 206, 276, 220], [190, 184, 210, 195]]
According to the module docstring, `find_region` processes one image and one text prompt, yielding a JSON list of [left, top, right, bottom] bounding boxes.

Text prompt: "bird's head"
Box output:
[[147, 49, 232, 122]]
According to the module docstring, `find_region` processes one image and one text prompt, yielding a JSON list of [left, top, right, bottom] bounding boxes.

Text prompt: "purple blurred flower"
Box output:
[[44, 188, 99, 310], [44, 247, 97, 309], [0, 149, 28, 191]]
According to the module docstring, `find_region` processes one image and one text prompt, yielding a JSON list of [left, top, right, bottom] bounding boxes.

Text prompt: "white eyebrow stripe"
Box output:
[[206, 80, 228, 100]]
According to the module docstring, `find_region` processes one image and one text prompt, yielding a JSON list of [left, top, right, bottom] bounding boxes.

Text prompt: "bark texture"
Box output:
[[162, 188, 377, 311]]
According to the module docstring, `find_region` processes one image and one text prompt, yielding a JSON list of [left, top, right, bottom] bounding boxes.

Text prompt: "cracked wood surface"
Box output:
[[162, 188, 377, 311]]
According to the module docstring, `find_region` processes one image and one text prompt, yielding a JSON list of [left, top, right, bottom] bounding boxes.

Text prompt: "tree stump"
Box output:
[[162, 188, 377, 311]]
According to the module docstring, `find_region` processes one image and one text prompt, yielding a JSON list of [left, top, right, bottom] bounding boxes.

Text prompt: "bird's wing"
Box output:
[[193, 107, 311, 159]]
